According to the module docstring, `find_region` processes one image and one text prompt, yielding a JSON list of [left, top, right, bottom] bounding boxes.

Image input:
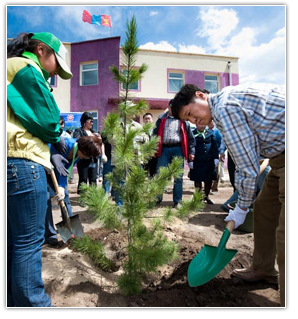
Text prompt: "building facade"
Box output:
[[51, 36, 239, 130]]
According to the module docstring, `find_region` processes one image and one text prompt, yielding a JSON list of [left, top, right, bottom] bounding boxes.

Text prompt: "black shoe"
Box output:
[[204, 197, 213, 204], [156, 200, 162, 207], [221, 204, 229, 212], [44, 238, 58, 246]]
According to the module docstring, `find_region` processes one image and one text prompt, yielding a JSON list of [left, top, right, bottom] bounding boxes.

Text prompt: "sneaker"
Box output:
[[173, 202, 182, 209], [210, 191, 218, 195], [232, 266, 278, 284]]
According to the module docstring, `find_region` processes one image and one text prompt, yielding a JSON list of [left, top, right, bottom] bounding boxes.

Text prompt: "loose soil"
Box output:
[[42, 173, 280, 308]]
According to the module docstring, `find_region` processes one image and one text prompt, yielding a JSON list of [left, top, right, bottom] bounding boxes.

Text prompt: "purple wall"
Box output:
[[70, 37, 120, 130], [185, 70, 239, 89]]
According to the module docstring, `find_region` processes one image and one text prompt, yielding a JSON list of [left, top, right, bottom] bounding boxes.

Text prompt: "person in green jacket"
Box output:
[[7, 32, 72, 307]]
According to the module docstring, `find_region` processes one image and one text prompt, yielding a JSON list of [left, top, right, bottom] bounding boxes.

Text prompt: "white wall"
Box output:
[[131, 49, 238, 99], [51, 43, 71, 113]]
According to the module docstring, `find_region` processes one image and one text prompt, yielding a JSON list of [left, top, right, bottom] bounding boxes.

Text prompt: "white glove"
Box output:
[[224, 204, 249, 229], [214, 159, 219, 166], [102, 154, 108, 163], [53, 187, 65, 204]]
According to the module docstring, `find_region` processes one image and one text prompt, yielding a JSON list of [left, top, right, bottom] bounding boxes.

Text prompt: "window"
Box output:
[[204, 75, 219, 93], [48, 75, 57, 87], [89, 111, 98, 132], [168, 71, 184, 92], [80, 62, 98, 86], [121, 68, 140, 91]]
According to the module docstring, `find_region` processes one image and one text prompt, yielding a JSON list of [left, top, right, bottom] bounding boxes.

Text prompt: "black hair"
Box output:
[[59, 116, 65, 125], [171, 84, 210, 119], [143, 112, 153, 119], [7, 32, 53, 58], [80, 111, 94, 126]]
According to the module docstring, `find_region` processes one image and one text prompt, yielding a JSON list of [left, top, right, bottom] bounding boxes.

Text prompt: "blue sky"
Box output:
[[7, 3, 286, 85]]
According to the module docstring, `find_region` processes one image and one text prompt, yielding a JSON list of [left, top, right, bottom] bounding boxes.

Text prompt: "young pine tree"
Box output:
[[79, 15, 204, 295]]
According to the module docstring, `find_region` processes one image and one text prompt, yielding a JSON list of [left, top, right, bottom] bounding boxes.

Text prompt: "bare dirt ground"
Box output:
[[42, 171, 280, 308]]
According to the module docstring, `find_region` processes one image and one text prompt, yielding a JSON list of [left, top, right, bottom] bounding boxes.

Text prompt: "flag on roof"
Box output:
[[82, 10, 112, 28]]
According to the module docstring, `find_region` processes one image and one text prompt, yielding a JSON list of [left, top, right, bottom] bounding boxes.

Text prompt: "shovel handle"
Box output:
[[50, 170, 60, 194], [50, 170, 66, 208], [225, 220, 235, 232]]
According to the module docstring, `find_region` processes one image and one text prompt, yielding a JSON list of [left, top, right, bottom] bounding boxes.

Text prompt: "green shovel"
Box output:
[[188, 220, 237, 286]]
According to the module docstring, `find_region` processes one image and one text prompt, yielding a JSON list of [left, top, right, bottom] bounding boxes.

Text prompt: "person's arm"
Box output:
[[219, 139, 226, 162], [72, 128, 81, 139], [218, 106, 260, 209], [7, 61, 61, 143], [186, 122, 196, 158]]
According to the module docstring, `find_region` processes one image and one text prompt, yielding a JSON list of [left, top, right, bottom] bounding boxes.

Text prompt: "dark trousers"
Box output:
[[227, 152, 236, 191], [77, 159, 97, 194]]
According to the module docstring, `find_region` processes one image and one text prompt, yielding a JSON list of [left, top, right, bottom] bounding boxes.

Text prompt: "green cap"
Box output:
[[31, 32, 72, 79]]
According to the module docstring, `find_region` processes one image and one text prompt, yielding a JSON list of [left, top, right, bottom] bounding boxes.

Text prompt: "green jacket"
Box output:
[[7, 52, 61, 169]]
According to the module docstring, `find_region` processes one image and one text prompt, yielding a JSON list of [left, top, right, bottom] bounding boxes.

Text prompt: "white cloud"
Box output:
[[197, 7, 239, 50], [139, 41, 177, 52], [196, 7, 285, 85], [149, 11, 158, 16], [214, 26, 285, 85], [178, 44, 206, 54]]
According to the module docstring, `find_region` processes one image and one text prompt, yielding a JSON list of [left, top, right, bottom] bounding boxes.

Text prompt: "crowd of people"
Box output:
[[7, 31, 285, 307]]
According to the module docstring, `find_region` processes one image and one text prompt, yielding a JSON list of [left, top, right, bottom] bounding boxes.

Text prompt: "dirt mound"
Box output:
[[42, 178, 280, 307]]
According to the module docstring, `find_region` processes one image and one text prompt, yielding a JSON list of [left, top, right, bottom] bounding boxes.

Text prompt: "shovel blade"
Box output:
[[188, 244, 237, 287], [56, 214, 84, 243]]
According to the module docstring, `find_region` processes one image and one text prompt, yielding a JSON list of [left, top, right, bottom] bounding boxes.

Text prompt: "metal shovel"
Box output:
[[50, 170, 84, 243], [187, 220, 237, 286]]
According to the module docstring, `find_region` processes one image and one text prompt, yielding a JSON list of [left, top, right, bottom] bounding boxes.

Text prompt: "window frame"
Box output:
[[120, 66, 141, 92], [80, 61, 99, 86], [47, 75, 57, 88], [167, 70, 185, 93], [204, 74, 220, 93]]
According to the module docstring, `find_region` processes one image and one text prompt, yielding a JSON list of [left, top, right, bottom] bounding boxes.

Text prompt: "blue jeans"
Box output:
[[97, 155, 103, 178], [156, 146, 184, 204], [223, 165, 271, 208], [7, 158, 52, 307], [102, 159, 113, 195]]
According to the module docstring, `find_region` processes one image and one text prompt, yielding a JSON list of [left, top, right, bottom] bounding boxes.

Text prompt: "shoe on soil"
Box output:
[[173, 202, 182, 209], [232, 266, 279, 284], [204, 197, 214, 204], [221, 205, 229, 212]]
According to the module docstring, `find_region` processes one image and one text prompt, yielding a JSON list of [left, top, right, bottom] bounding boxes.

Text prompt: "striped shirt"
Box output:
[[209, 83, 285, 208], [162, 114, 181, 144]]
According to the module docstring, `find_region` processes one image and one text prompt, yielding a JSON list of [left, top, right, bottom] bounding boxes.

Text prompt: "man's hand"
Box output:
[[224, 204, 249, 229], [189, 154, 195, 162], [51, 154, 69, 177]]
